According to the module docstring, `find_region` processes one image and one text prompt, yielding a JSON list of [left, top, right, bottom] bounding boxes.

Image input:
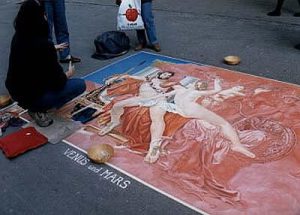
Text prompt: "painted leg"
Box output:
[[181, 104, 255, 158], [219, 122, 255, 158], [98, 121, 120, 136], [144, 106, 166, 163], [98, 104, 124, 135], [99, 97, 141, 135]]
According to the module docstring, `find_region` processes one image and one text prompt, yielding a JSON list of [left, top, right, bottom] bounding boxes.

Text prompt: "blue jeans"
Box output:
[[44, 0, 70, 59], [136, 2, 158, 45], [29, 79, 86, 112]]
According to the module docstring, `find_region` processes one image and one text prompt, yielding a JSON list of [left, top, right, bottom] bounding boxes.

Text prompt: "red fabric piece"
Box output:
[[0, 127, 48, 158]]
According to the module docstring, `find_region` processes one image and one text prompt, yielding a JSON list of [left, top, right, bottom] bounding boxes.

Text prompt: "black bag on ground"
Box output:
[[91, 31, 130, 60]]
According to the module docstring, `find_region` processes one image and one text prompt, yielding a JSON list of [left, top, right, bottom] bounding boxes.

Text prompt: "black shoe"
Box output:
[[60, 55, 81, 63], [294, 12, 300, 17], [28, 111, 53, 127], [294, 44, 300, 50], [150, 44, 161, 52], [267, 10, 281, 16]]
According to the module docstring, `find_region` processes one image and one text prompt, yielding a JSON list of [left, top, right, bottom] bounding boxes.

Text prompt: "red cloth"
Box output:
[[0, 127, 48, 158]]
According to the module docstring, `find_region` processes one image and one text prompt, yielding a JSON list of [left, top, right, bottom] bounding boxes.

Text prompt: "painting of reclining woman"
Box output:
[[64, 61, 300, 214]]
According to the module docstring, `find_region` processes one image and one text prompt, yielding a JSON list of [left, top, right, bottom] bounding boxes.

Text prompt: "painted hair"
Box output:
[[194, 80, 208, 90], [14, 0, 48, 38]]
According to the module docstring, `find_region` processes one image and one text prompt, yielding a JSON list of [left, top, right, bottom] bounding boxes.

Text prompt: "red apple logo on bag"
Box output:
[[125, 4, 139, 22]]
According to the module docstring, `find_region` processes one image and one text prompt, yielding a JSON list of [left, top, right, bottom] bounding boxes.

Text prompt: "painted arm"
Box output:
[[214, 78, 222, 91], [105, 74, 146, 85]]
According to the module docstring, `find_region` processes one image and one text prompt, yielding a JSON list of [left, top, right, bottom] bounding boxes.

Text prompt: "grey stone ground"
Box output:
[[0, 0, 299, 214]]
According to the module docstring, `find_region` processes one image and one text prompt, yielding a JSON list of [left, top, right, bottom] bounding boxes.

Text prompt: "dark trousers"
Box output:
[[44, 0, 70, 59], [29, 78, 86, 112]]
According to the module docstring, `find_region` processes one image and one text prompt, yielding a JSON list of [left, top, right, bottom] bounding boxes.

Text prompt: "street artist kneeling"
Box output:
[[5, 0, 86, 127]]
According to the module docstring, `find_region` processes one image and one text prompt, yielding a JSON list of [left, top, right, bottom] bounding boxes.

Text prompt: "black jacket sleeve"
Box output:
[[38, 41, 67, 91]]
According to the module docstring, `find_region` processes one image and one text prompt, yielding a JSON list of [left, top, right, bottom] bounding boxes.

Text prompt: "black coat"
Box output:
[[6, 35, 67, 109]]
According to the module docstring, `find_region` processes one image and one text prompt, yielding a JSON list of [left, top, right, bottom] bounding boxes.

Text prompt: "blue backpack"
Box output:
[[92, 31, 130, 60]]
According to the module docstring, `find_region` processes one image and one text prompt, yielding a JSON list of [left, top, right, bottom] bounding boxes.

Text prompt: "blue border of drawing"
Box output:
[[83, 51, 197, 84]]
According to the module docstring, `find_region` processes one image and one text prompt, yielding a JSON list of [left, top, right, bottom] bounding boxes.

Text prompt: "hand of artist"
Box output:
[[55, 42, 69, 51], [66, 61, 75, 78]]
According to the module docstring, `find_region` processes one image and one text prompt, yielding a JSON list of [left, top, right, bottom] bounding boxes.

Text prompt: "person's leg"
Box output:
[[141, 2, 160, 51], [52, 0, 70, 60], [44, 0, 54, 42], [267, 0, 285, 16], [29, 78, 86, 112], [141, 2, 158, 45], [135, 29, 147, 50], [293, 0, 300, 16], [294, 0, 300, 48], [144, 106, 166, 163]]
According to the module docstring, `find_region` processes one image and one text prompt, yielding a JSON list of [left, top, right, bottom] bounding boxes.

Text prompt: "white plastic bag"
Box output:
[[117, 0, 144, 30]]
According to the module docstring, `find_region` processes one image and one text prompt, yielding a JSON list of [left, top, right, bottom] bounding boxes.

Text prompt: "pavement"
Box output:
[[0, 0, 299, 214]]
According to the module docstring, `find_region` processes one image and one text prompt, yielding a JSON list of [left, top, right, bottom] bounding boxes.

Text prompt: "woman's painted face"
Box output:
[[195, 81, 208, 90], [158, 72, 173, 80]]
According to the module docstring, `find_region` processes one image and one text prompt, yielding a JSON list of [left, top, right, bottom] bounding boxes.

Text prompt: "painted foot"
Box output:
[[98, 122, 118, 136], [144, 145, 160, 163], [144, 140, 162, 163], [231, 144, 255, 158]]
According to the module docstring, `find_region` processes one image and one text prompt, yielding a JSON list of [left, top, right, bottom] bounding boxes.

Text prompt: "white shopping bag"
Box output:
[[117, 0, 144, 30]]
